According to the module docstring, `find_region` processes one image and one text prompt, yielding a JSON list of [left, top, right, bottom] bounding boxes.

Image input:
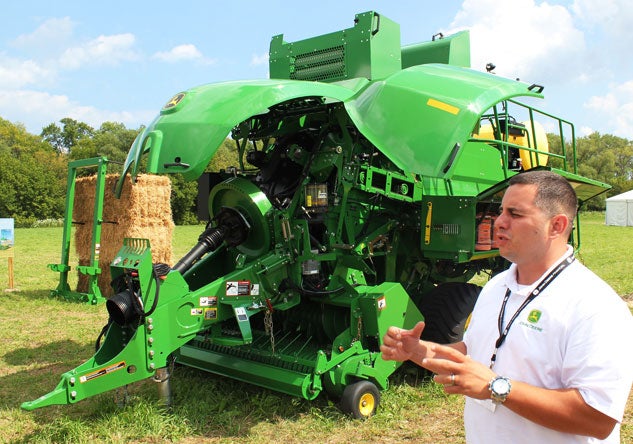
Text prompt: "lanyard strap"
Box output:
[[489, 254, 575, 369]]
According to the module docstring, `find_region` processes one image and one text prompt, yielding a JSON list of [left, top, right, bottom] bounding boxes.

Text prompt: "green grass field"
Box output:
[[0, 213, 631, 443]]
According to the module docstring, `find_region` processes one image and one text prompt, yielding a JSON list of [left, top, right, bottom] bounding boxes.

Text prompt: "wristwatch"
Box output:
[[489, 376, 512, 404]]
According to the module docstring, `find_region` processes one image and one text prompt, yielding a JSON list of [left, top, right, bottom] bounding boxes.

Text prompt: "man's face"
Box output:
[[494, 183, 553, 265]]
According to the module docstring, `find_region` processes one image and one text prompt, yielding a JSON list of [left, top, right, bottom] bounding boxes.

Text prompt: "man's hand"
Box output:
[[380, 321, 427, 363], [422, 344, 495, 399]]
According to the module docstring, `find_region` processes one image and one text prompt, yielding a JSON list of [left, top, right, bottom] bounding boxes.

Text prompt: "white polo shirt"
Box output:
[[463, 249, 633, 443]]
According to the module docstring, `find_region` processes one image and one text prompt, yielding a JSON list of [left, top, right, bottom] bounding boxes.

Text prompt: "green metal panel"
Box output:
[[116, 79, 367, 190], [269, 11, 401, 82], [344, 63, 544, 178], [401, 31, 471, 68], [421, 196, 478, 260]]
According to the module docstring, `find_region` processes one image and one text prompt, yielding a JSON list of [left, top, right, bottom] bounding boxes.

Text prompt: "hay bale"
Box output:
[[74, 174, 174, 297]]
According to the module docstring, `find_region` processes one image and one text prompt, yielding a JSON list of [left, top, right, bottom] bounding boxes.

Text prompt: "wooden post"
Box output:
[[7, 257, 14, 289]]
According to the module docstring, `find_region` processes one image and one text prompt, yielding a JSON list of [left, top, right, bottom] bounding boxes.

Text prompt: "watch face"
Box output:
[[492, 378, 511, 394]]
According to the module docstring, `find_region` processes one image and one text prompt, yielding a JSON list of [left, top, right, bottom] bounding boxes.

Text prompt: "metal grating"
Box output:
[[290, 46, 346, 81]]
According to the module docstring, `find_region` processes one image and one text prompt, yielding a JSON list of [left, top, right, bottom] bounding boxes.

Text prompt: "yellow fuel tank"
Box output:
[[474, 120, 548, 169]]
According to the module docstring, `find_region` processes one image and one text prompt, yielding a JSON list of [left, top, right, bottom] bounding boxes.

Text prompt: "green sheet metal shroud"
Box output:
[[119, 63, 543, 190]]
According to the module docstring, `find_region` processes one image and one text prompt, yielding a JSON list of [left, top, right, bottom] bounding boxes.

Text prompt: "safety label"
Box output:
[[191, 308, 203, 316], [235, 306, 248, 321], [377, 296, 387, 311], [204, 308, 217, 320], [226, 281, 251, 296], [200, 296, 218, 307], [80, 361, 125, 383]]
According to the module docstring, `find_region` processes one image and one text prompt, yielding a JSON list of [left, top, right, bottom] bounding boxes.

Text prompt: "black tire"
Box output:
[[340, 380, 380, 419], [417, 282, 481, 344]]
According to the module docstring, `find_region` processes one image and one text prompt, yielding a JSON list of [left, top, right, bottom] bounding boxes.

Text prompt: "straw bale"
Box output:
[[74, 174, 174, 297]]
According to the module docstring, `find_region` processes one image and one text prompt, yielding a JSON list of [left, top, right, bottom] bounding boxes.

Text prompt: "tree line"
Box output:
[[1, 116, 632, 227]]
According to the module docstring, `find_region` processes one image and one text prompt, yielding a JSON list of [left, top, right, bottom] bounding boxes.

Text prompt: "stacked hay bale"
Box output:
[[74, 174, 174, 297]]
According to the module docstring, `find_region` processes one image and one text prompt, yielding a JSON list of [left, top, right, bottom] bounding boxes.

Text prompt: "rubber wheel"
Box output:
[[340, 380, 380, 419], [417, 282, 481, 344]]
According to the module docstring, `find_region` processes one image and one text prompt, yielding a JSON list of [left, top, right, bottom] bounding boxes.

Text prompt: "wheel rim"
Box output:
[[358, 393, 375, 417]]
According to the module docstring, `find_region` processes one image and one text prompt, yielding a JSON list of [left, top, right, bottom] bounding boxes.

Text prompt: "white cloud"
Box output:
[[59, 33, 139, 69], [11, 17, 75, 53], [572, 0, 633, 38], [585, 80, 633, 138], [250, 52, 268, 66], [152, 44, 215, 65], [449, 0, 586, 84], [0, 55, 54, 89], [0, 89, 155, 133]]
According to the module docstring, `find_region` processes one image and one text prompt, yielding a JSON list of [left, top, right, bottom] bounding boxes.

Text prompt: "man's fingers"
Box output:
[[429, 343, 465, 361], [411, 321, 426, 337]]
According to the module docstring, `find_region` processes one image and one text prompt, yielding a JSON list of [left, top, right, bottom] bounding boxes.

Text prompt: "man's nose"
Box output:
[[495, 212, 508, 229]]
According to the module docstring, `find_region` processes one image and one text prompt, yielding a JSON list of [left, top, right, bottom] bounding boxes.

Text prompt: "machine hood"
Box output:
[[344, 63, 544, 178], [117, 78, 367, 192], [118, 63, 542, 195]]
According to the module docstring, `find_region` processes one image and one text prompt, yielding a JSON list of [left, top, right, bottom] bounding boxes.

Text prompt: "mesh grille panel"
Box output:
[[290, 45, 345, 81]]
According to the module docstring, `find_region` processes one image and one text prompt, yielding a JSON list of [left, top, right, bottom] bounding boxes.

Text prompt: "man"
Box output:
[[381, 170, 633, 443]]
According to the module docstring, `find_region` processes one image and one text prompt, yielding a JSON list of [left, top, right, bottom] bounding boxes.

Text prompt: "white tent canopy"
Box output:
[[605, 190, 633, 226]]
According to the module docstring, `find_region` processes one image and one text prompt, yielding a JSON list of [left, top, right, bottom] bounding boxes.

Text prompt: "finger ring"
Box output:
[[450, 373, 456, 385]]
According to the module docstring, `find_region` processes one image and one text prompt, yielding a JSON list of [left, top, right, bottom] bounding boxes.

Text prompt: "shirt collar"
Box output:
[[504, 245, 574, 296]]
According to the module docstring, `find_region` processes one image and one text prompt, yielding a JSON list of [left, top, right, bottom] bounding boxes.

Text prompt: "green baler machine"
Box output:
[[23, 11, 609, 418]]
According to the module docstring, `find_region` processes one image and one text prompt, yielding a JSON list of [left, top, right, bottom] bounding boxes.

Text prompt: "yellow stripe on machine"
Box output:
[[427, 98, 460, 115]]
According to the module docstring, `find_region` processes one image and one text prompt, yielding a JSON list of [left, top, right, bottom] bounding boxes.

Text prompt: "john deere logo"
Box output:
[[163, 92, 186, 110], [527, 310, 542, 324]]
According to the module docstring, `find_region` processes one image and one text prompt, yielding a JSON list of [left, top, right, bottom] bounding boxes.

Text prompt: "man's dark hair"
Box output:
[[508, 170, 578, 225]]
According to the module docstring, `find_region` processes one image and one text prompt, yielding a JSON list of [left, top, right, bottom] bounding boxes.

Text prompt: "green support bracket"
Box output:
[[49, 156, 109, 305]]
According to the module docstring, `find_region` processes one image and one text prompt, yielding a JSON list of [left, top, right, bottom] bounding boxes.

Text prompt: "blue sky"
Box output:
[[1, 0, 632, 139]]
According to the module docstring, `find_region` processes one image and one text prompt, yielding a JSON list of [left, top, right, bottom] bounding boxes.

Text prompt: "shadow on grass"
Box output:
[[4, 339, 96, 366], [7, 355, 341, 443]]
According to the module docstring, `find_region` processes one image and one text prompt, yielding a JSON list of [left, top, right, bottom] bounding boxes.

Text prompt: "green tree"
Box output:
[[0, 118, 66, 226], [41, 117, 95, 154], [0, 117, 55, 157], [70, 122, 141, 174], [0, 151, 66, 226]]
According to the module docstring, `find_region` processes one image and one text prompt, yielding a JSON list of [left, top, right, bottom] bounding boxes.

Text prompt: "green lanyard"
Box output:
[[489, 254, 575, 369]]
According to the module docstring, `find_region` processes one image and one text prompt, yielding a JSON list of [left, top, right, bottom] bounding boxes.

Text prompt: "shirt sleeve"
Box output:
[[561, 295, 633, 421]]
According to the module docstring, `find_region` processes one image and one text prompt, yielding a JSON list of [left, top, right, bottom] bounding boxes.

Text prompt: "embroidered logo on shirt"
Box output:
[[527, 309, 542, 324]]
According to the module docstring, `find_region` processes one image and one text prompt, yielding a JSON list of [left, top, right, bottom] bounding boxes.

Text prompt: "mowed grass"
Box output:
[[0, 213, 631, 443]]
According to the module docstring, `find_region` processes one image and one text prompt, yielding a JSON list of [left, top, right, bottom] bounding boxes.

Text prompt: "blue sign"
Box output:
[[0, 218, 14, 257]]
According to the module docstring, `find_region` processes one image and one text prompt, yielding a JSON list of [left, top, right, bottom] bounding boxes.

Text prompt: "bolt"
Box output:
[[71, 391, 77, 399], [149, 350, 155, 358], [150, 363, 155, 370], [148, 337, 154, 344], [148, 324, 154, 331], [69, 377, 75, 386]]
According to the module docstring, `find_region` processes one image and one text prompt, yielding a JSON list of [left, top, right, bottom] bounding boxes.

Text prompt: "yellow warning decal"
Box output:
[[80, 361, 126, 383], [424, 201, 433, 245], [427, 98, 460, 115]]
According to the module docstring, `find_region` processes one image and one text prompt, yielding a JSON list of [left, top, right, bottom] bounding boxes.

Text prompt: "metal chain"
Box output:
[[352, 314, 362, 343], [264, 309, 275, 355]]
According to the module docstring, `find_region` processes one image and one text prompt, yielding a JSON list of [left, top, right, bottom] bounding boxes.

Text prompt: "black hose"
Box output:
[[95, 320, 112, 352]]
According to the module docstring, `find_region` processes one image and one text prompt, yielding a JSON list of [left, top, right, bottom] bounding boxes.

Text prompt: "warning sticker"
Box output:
[[204, 308, 217, 320], [80, 361, 126, 383], [191, 308, 203, 316], [200, 296, 217, 307], [235, 306, 248, 321], [226, 281, 251, 296], [377, 296, 387, 311]]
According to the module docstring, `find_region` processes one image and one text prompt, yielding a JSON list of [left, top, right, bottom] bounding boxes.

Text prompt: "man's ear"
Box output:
[[550, 214, 570, 238]]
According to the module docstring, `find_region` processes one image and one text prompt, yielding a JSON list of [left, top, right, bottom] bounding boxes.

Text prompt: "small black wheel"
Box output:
[[340, 380, 380, 419]]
